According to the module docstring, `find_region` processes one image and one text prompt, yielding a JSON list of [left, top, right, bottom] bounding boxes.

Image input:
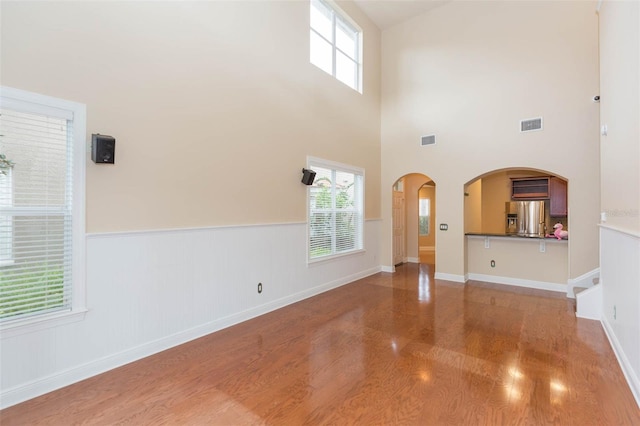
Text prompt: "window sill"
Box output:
[[308, 248, 365, 266], [0, 308, 88, 339], [0, 259, 15, 267]]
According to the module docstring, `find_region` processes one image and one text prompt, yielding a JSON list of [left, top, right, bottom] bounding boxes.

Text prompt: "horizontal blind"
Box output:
[[0, 108, 73, 321], [309, 163, 363, 260]]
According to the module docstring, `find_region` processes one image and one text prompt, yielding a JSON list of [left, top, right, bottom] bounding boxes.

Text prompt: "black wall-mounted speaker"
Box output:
[[91, 134, 116, 164], [301, 168, 316, 185]]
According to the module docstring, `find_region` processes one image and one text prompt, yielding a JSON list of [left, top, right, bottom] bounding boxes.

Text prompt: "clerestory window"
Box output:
[[310, 0, 362, 92]]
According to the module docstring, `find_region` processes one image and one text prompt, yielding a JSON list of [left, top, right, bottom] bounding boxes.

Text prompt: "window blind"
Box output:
[[0, 108, 74, 321], [308, 162, 363, 260]]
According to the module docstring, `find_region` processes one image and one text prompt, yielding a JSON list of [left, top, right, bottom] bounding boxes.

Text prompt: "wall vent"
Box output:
[[421, 134, 436, 146], [520, 117, 543, 132]]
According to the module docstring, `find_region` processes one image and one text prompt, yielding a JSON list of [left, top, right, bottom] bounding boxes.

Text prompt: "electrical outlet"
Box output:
[[439, 224, 448, 231], [258, 283, 263, 294]]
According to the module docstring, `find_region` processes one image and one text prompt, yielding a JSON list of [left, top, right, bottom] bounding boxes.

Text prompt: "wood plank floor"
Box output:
[[2, 262, 639, 425]]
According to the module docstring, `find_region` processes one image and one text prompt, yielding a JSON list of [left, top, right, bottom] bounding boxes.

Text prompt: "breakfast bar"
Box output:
[[465, 233, 569, 292]]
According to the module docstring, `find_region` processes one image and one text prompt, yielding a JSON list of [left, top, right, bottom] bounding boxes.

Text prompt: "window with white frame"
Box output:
[[0, 87, 86, 328], [310, 0, 362, 92], [0, 166, 13, 266], [419, 197, 430, 236], [308, 158, 364, 261]]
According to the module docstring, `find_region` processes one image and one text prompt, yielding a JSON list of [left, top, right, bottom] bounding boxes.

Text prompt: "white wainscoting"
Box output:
[[599, 225, 640, 408], [0, 220, 381, 409]]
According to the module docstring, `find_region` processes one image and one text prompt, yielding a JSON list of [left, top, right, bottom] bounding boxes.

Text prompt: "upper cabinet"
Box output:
[[511, 177, 550, 199], [511, 176, 568, 217], [549, 177, 568, 217]]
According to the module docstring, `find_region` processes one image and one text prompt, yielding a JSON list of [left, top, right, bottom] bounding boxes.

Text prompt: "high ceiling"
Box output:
[[353, 0, 450, 30]]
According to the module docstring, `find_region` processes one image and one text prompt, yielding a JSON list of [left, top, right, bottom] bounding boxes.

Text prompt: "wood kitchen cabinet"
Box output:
[[549, 177, 568, 217], [511, 177, 549, 199], [511, 176, 568, 216]]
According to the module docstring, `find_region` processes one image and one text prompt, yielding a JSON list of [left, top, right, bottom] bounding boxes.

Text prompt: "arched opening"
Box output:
[[463, 167, 570, 294], [392, 173, 436, 268]]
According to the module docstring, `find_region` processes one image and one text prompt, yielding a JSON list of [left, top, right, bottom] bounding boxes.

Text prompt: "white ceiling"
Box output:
[[353, 0, 450, 30]]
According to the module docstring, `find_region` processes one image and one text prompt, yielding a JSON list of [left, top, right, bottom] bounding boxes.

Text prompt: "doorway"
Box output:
[[418, 182, 436, 265], [392, 174, 436, 267]]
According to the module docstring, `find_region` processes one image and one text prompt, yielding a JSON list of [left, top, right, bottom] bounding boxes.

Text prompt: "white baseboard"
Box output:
[[434, 272, 466, 283], [566, 268, 600, 299], [601, 317, 640, 409], [381, 265, 395, 273], [0, 266, 381, 409], [466, 273, 566, 293], [406, 257, 420, 263]]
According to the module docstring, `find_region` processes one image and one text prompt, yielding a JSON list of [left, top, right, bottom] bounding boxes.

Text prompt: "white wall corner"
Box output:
[[381, 265, 395, 273], [567, 268, 600, 299], [575, 283, 603, 320]]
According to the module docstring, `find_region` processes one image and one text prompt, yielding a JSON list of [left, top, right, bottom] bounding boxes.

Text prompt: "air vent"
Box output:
[[421, 134, 436, 146], [520, 117, 543, 132]]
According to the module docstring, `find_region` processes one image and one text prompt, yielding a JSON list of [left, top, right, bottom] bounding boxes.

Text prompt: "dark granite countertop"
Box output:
[[465, 232, 568, 241]]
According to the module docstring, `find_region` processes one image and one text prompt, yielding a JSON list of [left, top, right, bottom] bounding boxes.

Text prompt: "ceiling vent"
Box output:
[[421, 134, 436, 146], [520, 117, 543, 133]]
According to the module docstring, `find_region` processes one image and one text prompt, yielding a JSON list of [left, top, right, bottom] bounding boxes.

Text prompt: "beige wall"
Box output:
[[381, 0, 600, 280], [599, 0, 640, 234], [480, 171, 511, 234], [464, 179, 482, 234], [0, 1, 381, 233], [467, 236, 568, 284]]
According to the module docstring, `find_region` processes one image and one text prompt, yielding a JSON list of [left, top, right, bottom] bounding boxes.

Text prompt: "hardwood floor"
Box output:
[[2, 262, 639, 425]]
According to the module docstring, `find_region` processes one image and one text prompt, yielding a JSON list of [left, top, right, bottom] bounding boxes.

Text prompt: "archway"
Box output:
[[392, 173, 437, 268], [463, 167, 570, 294]]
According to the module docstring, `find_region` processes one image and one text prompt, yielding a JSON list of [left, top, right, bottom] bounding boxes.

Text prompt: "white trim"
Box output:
[[601, 317, 640, 409], [87, 221, 308, 239], [434, 272, 466, 283], [88, 218, 383, 239], [566, 268, 600, 299], [381, 265, 395, 272], [596, 0, 603, 13], [307, 248, 366, 266], [0, 309, 87, 339], [466, 273, 566, 293], [0, 265, 381, 409], [406, 257, 420, 263], [598, 223, 640, 239]]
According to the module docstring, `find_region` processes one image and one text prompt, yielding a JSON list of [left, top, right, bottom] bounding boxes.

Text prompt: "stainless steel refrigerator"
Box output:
[[505, 201, 546, 237]]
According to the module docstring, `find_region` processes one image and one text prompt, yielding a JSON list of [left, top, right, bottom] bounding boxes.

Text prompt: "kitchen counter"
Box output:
[[465, 233, 569, 292], [465, 232, 568, 242]]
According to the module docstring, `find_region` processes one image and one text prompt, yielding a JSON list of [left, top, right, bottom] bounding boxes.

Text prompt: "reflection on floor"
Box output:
[[3, 263, 639, 424], [419, 249, 435, 265]]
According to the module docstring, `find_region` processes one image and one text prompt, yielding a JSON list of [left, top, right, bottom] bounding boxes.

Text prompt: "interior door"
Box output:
[[393, 190, 405, 266]]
